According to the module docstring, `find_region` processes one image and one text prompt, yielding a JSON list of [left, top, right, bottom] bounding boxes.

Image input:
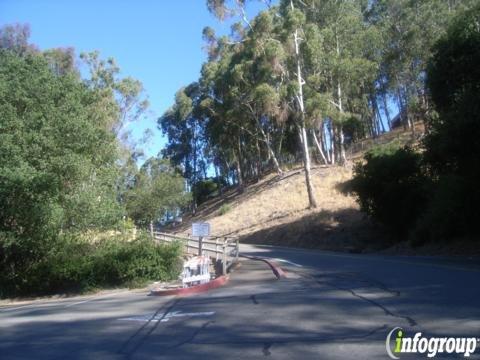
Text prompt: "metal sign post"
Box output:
[[192, 222, 210, 256], [198, 236, 203, 256]]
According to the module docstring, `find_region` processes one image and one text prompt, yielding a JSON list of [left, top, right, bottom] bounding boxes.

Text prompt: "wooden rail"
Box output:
[[153, 231, 239, 275]]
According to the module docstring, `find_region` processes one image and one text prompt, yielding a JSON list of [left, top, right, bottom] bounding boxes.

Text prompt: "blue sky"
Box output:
[[0, 0, 267, 161]]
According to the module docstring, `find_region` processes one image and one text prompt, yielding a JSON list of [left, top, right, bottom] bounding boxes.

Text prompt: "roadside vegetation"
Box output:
[[160, 0, 477, 214], [0, 26, 187, 298], [1, 1, 478, 297], [350, 5, 480, 245], [162, 1, 478, 251]]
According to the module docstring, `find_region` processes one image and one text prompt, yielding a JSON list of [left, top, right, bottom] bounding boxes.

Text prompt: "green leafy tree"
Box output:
[[0, 48, 124, 290], [125, 158, 190, 227]]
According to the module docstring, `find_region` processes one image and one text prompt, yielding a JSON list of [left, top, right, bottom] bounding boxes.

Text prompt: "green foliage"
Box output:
[[0, 49, 122, 242], [0, 233, 182, 297], [425, 4, 480, 178], [193, 179, 220, 205], [125, 157, 190, 225], [0, 29, 188, 298], [414, 175, 473, 244], [350, 146, 429, 237], [219, 204, 232, 215], [351, 5, 480, 244], [418, 4, 480, 243]]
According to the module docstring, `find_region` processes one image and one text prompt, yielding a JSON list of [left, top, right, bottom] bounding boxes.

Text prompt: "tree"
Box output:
[[0, 23, 37, 55], [0, 48, 126, 290], [125, 158, 190, 227], [159, 84, 206, 212], [80, 51, 149, 152]]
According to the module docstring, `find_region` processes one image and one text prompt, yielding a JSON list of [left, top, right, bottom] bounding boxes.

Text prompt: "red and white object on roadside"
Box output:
[[181, 256, 211, 288]]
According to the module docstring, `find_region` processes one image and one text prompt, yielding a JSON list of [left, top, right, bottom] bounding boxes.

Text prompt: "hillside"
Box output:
[[172, 165, 385, 253], [170, 121, 480, 256], [170, 125, 427, 253]]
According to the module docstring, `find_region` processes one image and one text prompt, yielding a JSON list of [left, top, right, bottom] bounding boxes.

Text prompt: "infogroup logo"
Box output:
[[386, 327, 479, 358]]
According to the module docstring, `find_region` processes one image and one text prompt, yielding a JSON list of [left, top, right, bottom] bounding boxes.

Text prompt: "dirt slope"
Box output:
[[172, 165, 384, 252]]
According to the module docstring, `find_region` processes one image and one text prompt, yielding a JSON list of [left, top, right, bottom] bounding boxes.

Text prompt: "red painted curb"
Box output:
[[240, 255, 287, 279], [150, 275, 229, 297]]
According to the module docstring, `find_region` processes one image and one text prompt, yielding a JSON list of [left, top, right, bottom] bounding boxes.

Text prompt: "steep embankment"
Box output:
[[173, 165, 384, 252], [171, 123, 480, 256]]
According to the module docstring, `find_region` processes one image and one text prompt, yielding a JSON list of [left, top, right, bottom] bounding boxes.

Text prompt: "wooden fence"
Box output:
[[153, 231, 239, 275]]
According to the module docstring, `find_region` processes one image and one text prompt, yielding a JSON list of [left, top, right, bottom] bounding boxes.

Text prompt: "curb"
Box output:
[[149, 275, 229, 297], [240, 255, 287, 279]]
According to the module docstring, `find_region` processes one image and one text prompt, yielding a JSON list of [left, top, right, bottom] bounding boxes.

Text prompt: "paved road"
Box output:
[[1, 244, 479, 359]]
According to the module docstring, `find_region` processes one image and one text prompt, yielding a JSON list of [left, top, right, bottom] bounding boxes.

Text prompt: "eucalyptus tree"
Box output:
[[80, 51, 149, 148], [125, 157, 190, 229], [367, 0, 476, 131], [223, 10, 287, 175], [301, 0, 381, 165], [273, 0, 319, 207], [159, 83, 206, 212], [0, 23, 37, 55], [198, 35, 248, 188]]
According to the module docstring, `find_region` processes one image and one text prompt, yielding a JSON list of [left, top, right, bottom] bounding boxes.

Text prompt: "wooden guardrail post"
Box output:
[[222, 242, 227, 275], [235, 238, 239, 262]]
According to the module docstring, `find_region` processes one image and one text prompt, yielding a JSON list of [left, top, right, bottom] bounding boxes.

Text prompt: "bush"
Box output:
[[413, 175, 474, 244], [219, 204, 232, 215], [0, 232, 182, 298], [350, 146, 430, 238], [193, 179, 219, 205], [418, 4, 480, 243]]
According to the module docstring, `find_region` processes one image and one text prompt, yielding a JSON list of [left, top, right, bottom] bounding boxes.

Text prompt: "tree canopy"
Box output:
[[159, 0, 475, 209]]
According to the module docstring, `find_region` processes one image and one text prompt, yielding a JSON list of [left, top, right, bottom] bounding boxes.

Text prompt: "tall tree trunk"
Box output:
[[382, 91, 392, 130], [214, 164, 223, 196], [235, 138, 244, 191], [291, 0, 317, 208], [372, 95, 385, 133], [336, 33, 347, 166], [321, 123, 331, 164], [191, 121, 197, 215], [312, 129, 328, 164], [277, 123, 285, 161], [258, 123, 282, 174], [339, 128, 347, 165], [330, 123, 336, 165], [299, 126, 317, 208], [255, 138, 261, 181]]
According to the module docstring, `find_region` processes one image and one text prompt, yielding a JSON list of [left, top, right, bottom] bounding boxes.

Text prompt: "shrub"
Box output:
[[193, 179, 219, 205], [350, 146, 430, 238], [0, 232, 182, 298], [419, 4, 480, 243], [413, 175, 473, 244], [219, 204, 232, 215]]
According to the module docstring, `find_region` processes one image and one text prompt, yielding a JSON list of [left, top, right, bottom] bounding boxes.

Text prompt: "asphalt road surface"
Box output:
[[1, 244, 479, 359]]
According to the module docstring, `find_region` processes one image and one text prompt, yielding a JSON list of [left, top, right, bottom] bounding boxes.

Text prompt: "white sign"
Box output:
[[192, 222, 210, 237], [182, 256, 211, 287]]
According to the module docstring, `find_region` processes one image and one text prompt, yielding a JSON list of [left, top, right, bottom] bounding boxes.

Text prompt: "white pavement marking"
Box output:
[[272, 257, 303, 268], [259, 256, 303, 268], [0, 290, 133, 312], [64, 290, 132, 308], [0, 304, 37, 312], [118, 311, 215, 323]]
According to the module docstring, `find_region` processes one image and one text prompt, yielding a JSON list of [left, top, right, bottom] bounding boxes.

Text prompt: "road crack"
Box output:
[[293, 269, 417, 327]]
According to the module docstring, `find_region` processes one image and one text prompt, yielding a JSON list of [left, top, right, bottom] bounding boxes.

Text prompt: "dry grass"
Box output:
[[172, 165, 385, 252], [170, 126, 427, 251], [169, 124, 479, 255]]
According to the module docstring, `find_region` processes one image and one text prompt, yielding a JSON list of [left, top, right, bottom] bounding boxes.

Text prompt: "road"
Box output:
[[1, 244, 479, 359]]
